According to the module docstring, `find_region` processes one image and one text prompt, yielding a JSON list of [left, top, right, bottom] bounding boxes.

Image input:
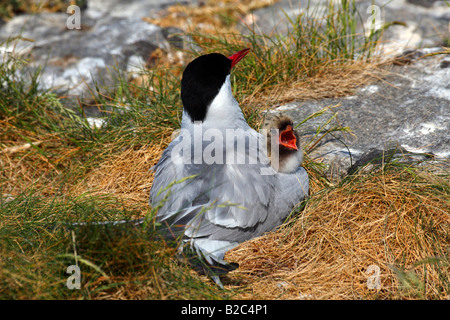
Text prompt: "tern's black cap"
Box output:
[[181, 53, 231, 122]]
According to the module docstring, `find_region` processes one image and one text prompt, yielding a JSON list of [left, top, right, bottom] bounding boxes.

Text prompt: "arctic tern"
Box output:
[[149, 48, 309, 286]]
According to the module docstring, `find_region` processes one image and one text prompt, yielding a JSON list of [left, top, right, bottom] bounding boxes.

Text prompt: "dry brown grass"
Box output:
[[225, 163, 449, 299], [70, 144, 165, 211], [242, 61, 383, 110], [0, 0, 79, 21], [0, 126, 71, 197], [144, 0, 277, 35]]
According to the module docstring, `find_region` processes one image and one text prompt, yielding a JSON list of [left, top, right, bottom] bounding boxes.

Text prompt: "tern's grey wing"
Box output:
[[149, 131, 276, 242]]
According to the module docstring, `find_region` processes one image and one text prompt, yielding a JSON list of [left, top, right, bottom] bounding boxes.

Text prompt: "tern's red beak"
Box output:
[[279, 125, 298, 150], [228, 48, 250, 68]]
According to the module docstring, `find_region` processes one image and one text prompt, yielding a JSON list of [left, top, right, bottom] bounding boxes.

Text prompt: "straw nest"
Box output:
[[225, 163, 449, 299]]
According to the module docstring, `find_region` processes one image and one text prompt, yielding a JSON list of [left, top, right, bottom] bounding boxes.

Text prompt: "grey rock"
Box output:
[[406, 0, 440, 8], [273, 50, 449, 178], [244, 0, 450, 56], [85, 0, 199, 20], [240, 0, 328, 36], [0, 1, 199, 99]]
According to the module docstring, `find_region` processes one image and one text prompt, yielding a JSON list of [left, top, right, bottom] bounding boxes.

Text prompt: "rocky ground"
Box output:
[[277, 49, 450, 178], [1, 0, 449, 177]]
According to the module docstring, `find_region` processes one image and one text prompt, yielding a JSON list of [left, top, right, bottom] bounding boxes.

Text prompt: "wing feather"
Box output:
[[149, 130, 275, 239]]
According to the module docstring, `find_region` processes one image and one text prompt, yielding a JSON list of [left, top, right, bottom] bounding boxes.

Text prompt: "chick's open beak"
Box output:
[[279, 125, 298, 150]]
